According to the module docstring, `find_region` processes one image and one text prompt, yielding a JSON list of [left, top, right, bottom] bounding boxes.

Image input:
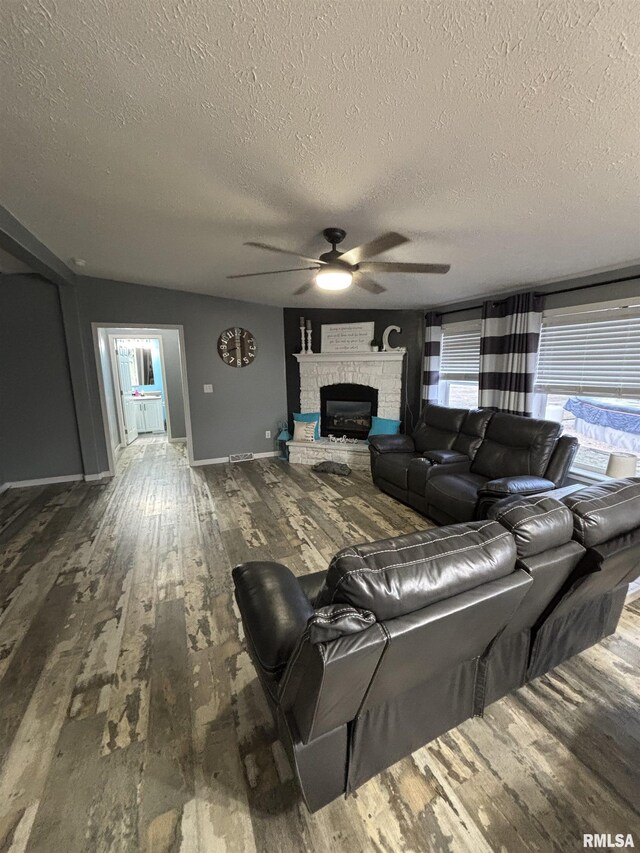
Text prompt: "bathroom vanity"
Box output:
[[133, 396, 165, 433]]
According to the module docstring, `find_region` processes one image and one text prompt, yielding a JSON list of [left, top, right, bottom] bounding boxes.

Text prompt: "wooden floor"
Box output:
[[1, 438, 638, 852]]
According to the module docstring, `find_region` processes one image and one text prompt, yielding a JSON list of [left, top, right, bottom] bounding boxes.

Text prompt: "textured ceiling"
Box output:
[[1, 0, 639, 308]]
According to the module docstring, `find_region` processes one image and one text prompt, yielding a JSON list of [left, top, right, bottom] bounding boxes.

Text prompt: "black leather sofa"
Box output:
[[369, 403, 578, 523], [233, 476, 640, 812]]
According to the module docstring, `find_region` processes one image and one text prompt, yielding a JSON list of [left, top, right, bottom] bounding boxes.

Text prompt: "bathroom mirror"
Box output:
[[134, 345, 155, 386]]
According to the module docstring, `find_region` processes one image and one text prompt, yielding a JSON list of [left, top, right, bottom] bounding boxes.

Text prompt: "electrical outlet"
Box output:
[[203, 384, 213, 393], [265, 430, 271, 439]]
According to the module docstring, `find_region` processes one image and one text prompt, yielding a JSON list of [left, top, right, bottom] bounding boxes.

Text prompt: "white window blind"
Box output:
[[536, 303, 640, 397], [441, 321, 481, 381]]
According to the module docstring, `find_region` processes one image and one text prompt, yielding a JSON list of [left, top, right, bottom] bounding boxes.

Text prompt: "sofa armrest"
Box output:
[[422, 449, 468, 465], [368, 434, 415, 454], [233, 562, 314, 674], [480, 476, 556, 496]]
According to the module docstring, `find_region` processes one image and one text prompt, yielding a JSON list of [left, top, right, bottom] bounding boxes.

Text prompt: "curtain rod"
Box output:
[[432, 273, 640, 318]]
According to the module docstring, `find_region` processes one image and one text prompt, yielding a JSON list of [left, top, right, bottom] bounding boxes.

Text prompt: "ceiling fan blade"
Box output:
[[227, 266, 318, 279], [355, 277, 386, 295], [338, 232, 409, 265], [293, 281, 314, 296], [244, 241, 325, 265], [358, 261, 450, 274]]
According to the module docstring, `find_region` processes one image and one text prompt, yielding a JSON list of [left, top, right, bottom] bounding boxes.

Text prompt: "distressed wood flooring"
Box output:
[[0, 437, 638, 852]]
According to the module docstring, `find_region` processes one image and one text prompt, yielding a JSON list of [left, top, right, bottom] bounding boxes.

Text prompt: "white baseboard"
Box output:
[[191, 450, 279, 467], [169, 437, 187, 444], [1, 471, 112, 491], [2, 473, 84, 490]]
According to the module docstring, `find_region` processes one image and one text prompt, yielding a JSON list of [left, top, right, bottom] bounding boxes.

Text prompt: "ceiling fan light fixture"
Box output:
[[315, 266, 353, 291]]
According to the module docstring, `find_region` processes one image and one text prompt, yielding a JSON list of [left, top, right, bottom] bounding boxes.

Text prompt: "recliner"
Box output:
[[234, 520, 531, 811], [233, 477, 640, 812], [369, 403, 578, 523]]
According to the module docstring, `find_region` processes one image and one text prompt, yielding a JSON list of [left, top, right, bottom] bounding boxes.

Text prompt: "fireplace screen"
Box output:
[[320, 384, 378, 439], [325, 401, 372, 437]]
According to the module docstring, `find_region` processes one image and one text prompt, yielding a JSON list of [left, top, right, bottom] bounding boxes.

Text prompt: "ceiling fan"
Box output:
[[227, 228, 450, 295]]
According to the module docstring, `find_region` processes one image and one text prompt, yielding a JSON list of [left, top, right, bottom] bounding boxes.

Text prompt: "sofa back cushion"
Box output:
[[471, 413, 560, 479], [563, 477, 640, 548], [413, 404, 467, 452], [314, 521, 516, 620], [452, 409, 494, 460], [488, 494, 574, 557]]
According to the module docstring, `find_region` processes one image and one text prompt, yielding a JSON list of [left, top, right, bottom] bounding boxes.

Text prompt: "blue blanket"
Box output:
[[564, 397, 640, 435]]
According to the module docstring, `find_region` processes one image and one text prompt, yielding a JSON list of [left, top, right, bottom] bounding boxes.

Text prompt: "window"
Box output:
[[534, 299, 640, 475], [439, 320, 481, 408]]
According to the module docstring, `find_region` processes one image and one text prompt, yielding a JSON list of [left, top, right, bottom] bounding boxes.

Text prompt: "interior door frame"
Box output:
[[92, 323, 195, 476]]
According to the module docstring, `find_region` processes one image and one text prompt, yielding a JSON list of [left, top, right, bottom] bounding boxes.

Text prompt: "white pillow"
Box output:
[[293, 420, 317, 442]]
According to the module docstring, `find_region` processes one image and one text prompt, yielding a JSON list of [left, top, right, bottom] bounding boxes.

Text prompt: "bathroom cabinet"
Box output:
[[133, 397, 165, 433]]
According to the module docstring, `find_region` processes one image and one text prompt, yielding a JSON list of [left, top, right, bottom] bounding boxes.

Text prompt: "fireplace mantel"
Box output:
[[294, 351, 405, 364]]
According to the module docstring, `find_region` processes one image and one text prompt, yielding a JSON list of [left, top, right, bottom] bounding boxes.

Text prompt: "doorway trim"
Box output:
[[92, 322, 195, 476]]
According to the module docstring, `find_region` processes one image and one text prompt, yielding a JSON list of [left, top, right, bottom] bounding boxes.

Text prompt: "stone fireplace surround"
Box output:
[[288, 351, 405, 470]]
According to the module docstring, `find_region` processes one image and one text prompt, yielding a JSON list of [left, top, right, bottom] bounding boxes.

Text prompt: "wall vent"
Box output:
[[229, 452, 254, 463]]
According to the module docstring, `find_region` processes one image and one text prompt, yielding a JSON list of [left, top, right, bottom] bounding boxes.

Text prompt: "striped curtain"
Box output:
[[422, 311, 442, 403], [479, 292, 544, 416]]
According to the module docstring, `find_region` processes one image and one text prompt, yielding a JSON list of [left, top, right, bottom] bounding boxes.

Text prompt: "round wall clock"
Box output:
[[217, 327, 257, 367]]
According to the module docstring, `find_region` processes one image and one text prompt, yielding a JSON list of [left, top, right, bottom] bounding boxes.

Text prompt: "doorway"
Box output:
[[112, 336, 167, 446], [93, 324, 194, 475]]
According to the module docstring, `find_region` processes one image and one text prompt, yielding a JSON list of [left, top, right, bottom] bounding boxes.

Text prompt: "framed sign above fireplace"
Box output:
[[321, 321, 375, 353]]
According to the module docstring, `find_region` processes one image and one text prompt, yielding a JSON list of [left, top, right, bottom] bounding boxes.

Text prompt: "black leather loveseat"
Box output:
[[233, 477, 640, 812], [369, 403, 578, 523]]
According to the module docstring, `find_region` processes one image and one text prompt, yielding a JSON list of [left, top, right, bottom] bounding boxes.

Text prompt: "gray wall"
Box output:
[[76, 276, 287, 470], [0, 274, 83, 484]]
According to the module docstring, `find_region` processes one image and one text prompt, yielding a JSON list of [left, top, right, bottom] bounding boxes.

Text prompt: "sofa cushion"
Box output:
[[375, 452, 416, 489], [563, 477, 640, 548], [425, 472, 488, 522], [413, 404, 467, 453], [452, 409, 493, 460], [488, 495, 574, 558], [471, 414, 560, 479], [314, 521, 516, 620]]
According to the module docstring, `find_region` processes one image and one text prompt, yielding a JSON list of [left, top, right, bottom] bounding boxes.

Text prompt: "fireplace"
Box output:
[[320, 383, 378, 439]]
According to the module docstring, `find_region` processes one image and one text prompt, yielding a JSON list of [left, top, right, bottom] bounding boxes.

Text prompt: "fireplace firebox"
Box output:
[[320, 383, 378, 439]]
